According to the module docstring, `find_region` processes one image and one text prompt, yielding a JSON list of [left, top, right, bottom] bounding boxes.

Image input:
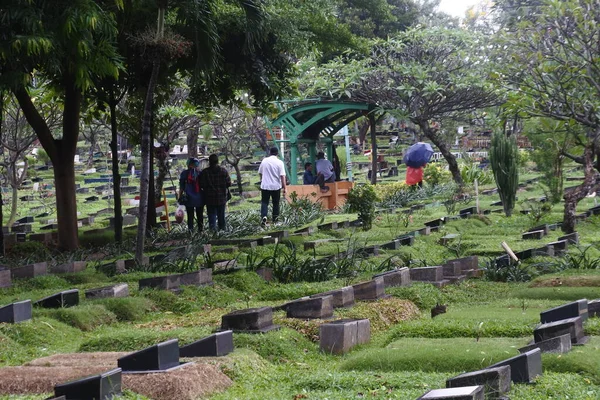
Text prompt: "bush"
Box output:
[[37, 304, 117, 331], [6, 241, 50, 263], [423, 163, 452, 186], [347, 183, 378, 230]]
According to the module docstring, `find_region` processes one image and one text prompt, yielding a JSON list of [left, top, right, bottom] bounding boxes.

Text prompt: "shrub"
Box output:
[[489, 131, 519, 217], [347, 183, 378, 230], [6, 241, 50, 263], [423, 163, 451, 186]]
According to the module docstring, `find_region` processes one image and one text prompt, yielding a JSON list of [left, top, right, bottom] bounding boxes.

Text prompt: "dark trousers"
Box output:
[[314, 173, 335, 189], [206, 204, 226, 231], [186, 205, 204, 232], [261, 189, 281, 222]]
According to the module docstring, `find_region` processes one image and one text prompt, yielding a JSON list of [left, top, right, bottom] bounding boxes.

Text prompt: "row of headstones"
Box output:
[[0, 261, 88, 290], [418, 298, 600, 399], [497, 231, 579, 267], [45, 331, 235, 399]]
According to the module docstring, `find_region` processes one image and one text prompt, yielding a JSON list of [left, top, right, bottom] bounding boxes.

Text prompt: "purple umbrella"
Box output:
[[403, 142, 434, 168]]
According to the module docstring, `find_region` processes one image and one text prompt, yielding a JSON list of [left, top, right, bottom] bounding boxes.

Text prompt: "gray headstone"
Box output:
[[522, 230, 545, 240], [179, 330, 234, 357], [446, 366, 511, 399], [319, 318, 370, 355], [558, 232, 579, 244], [85, 283, 129, 300], [534, 316, 586, 344], [540, 299, 588, 323], [118, 339, 180, 372], [518, 333, 571, 354], [419, 386, 484, 400], [177, 269, 213, 286], [286, 296, 334, 319], [352, 277, 386, 301], [487, 348, 542, 383], [589, 299, 600, 318], [35, 290, 79, 309], [138, 275, 180, 291], [0, 268, 11, 288], [311, 286, 355, 308], [372, 268, 411, 288], [221, 307, 280, 333], [410, 266, 443, 282], [49, 261, 86, 274], [54, 368, 122, 399], [0, 300, 32, 323]]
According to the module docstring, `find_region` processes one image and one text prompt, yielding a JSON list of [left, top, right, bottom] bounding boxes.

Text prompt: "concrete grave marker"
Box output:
[[558, 232, 579, 244], [352, 277, 386, 301], [522, 230, 545, 240], [534, 316, 587, 345], [221, 307, 280, 333], [54, 368, 122, 399], [138, 275, 180, 291], [540, 299, 588, 323], [519, 333, 571, 354], [179, 330, 234, 358], [446, 366, 510, 399], [319, 319, 370, 355], [372, 268, 411, 288], [286, 295, 334, 319], [118, 339, 181, 372], [487, 348, 542, 383], [49, 261, 86, 274], [418, 386, 484, 400], [410, 266, 443, 282], [0, 300, 32, 323], [424, 218, 444, 228], [0, 267, 11, 288], [177, 269, 213, 287], [310, 286, 355, 308], [589, 299, 600, 318], [35, 289, 79, 308], [85, 283, 129, 300]]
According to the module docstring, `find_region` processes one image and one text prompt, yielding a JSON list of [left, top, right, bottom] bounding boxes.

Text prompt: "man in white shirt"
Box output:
[[258, 147, 287, 225], [314, 151, 334, 192]]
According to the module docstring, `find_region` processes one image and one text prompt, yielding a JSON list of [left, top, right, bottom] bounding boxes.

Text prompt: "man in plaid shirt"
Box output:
[[201, 154, 232, 230]]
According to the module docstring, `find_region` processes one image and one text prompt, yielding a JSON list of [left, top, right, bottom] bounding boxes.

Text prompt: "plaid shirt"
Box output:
[[200, 165, 231, 205]]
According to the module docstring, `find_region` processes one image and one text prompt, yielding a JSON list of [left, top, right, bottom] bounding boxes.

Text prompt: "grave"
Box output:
[[310, 286, 355, 308], [35, 289, 79, 308], [534, 316, 587, 345], [118, 339, 181, 372], [115, 256, 149, 273], [294, 226, 316, 235], [85, 283, 130, 300], [372, 268, 411, 288], [410, 266, 444, 282], [54, 368, 122, 399], [518, 333, 571, 354], [397, 236, 415, 246], [459, 206, 478, 216], [418, 386, 484, 400], [589, 299, 600, 318], [357, 245, 379, 257], [85, 196, 99, 203], [446, 256, 480, 276], [319, 319, 371, 355], [522, 230, 545, 240], [0, 267, 11, 288], [352, 277, 386, 301], [558, 232, 579, 244], [256, 236, 277, 246], [547, 239, 568, 255], [527, 224, 550, 235], [317, 221, 338, 231], [41, 223, 59, 231], [49, 261, 87, 274], [446, 366, 511, 399], [540, 299, 588, 323], [29, 232, 54, 244], [286, 296, 334, 319], [138, 275, 181, 291], [221, 307, 280, 333], [487, 348, 542, 383], [11, 224, 32, 233], [16, 216, 34, 224], [177, 269, 213, 287], [255, 267, 273, 282], [418, 226, 431, 235], [179, 330, 234, 357], [76, 187, 90, 194], [0, 300, 32, 323], [424, 218, 444, 228], [439, 234, 459, 246]]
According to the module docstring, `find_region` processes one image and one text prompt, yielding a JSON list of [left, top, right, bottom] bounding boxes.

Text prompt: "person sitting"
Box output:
[[314, 151, 335, 192], [303, 162, 316, 185]]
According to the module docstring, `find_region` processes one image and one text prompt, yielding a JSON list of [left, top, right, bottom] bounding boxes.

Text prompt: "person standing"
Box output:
[[179, 158, 204, 232], [201, 154, 231, 231], [314, 151, 334, 192], [258, 147, 286, 225]]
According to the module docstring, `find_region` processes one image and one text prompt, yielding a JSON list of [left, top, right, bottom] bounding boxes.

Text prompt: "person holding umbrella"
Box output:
[[403, 142, 434, 188]]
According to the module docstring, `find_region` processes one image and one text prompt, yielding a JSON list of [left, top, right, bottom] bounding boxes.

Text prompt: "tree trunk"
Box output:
[[8, 184, 17, 227], [109, 98, 122, 243], [418, 122, 464, 186], [562, 145, 597, 233], [234, 163, 243, 194], [136, 60, 160, 262], [0, 92, 4, 256], [369, 113, 378, 184], [155, 154, 168, 202], [147, 129, 157, 232], [187, 127, 199, 158], [53, 153, 79, 250]]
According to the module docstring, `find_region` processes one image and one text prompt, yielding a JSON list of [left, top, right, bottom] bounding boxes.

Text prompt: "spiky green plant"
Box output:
[[489, 131, 519, 217]]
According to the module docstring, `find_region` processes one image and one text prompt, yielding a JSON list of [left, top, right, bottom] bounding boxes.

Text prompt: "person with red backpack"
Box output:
[[179, 158, 204, 232]]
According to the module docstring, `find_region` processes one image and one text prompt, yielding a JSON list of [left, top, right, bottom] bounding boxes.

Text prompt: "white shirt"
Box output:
[[258, 155, 286, 190]]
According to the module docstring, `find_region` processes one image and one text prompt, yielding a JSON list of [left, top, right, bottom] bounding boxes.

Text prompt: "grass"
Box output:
[[36, 304, 117, 331], [513, 287, 600, 301]]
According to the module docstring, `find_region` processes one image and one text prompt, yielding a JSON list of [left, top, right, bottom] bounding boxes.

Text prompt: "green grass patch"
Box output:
[[513, 287, 600, 301], [97, 297, 156, 321], [233, 328, 318, 363], [511, 372, 600, 400], [36, 304, 117, 331], [542, 337, 600, 384], [341, 337, 527, 373]]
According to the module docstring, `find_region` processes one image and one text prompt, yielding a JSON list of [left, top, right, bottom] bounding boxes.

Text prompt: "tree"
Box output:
[[0, 0, 121, 250], [300, 27, 500, 185], [495, 0, 600, 233], [489, 131, 518, 216]]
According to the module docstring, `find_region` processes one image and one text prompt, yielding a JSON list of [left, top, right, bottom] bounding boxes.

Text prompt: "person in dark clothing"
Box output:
[[303, 162, 316, 185], [179, 158, 204, 232], [332, 144, 342, 181], [200, 154, 231, 231]]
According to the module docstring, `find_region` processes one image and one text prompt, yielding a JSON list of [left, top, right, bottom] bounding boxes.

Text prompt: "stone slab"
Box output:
[[372, 268, 411, 288], [419, 386, 484, 400], [179, 330, 234, 357], [118, 339, 180, 372], [0, 268, 11, 288], [522, 230, 545, 240], [177, 269, 213, 286], [488, 348, 542, 383], [446, 366, 511, 399], [519, 333, 571, 354], [0, 300, 32, 323], [310, 286, 355, 308], [35, 289, 79, 308], [286, 295, 334, 319], [352, 277, 386, 301], [54, 368, 122, 399], [558, 232, 579, 244], [589, 299, 600, 318], [319, 318, 371, 355], [49, 261, 87, 274], [138, 275, 180, 291], [540, 299, 588, 323], [424, 218, 444, 228], [534, 316, 585, 344], [410, 266, 443, 282], [85, 283, 129, 300], [221, 307, 280, 333]]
